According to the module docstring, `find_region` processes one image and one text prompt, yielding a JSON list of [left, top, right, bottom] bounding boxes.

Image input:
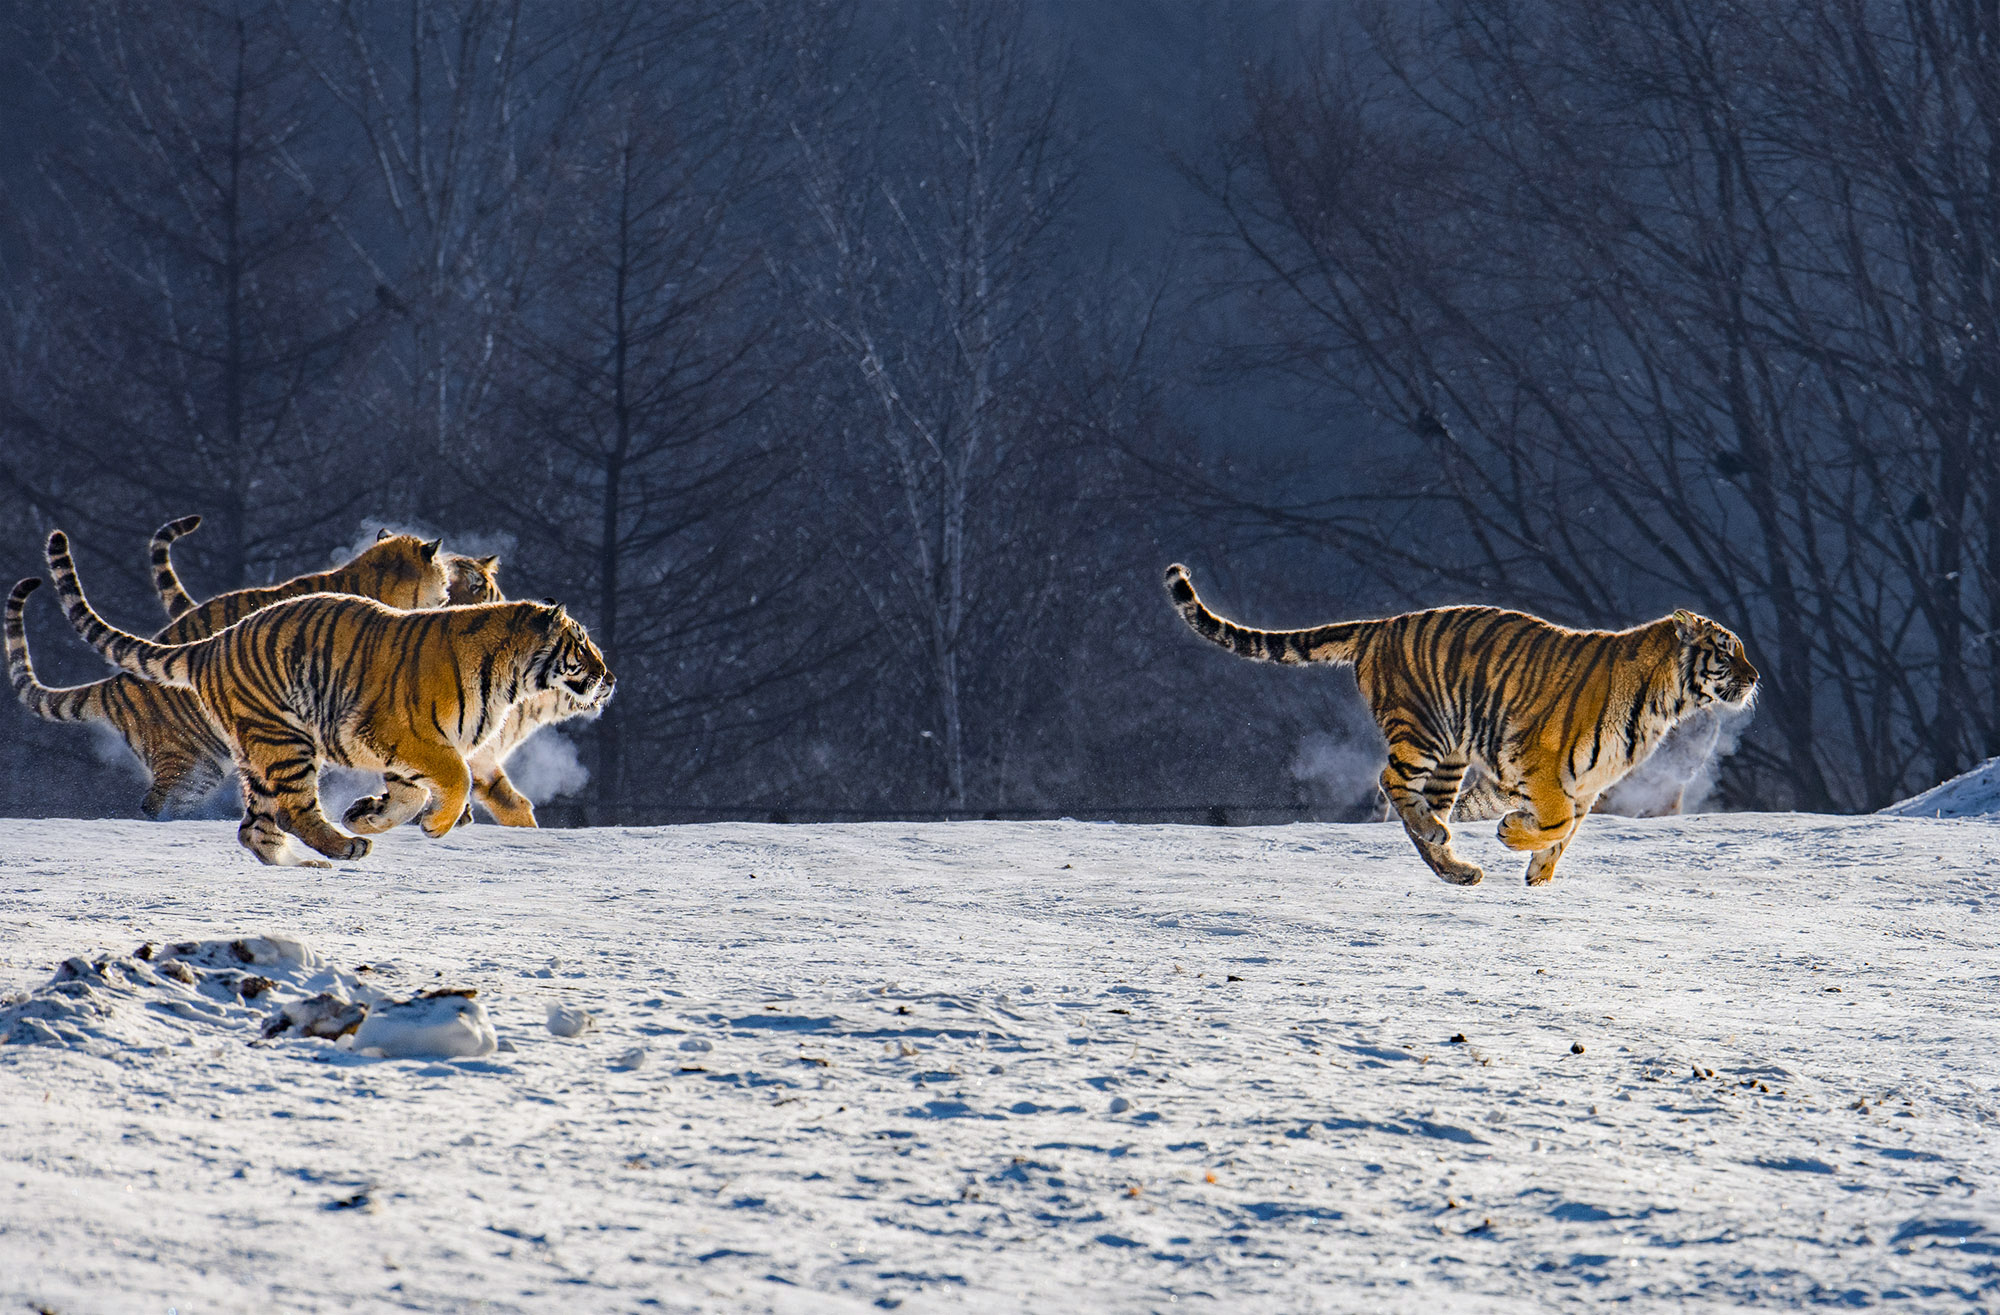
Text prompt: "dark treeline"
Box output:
[[0, 0, 1990, 820]]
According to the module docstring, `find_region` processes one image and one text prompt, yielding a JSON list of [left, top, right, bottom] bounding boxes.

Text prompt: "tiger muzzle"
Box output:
[[1727, 655, 1760, 705]]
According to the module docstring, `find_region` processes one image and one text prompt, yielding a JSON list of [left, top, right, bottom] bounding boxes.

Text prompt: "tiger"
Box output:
[[30, 529, 613, 867], [1163, 564, 1758, 887], [8, 520, 452, 818], [151, 519, 530, 823], [150, 519, 501, 621]]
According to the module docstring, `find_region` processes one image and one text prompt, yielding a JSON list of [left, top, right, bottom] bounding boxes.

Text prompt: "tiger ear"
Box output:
[[376, 527, 392, 542], [1672, 608, 1699, 641], [419, 538, 441, 561], [477, 555, 499, 571]]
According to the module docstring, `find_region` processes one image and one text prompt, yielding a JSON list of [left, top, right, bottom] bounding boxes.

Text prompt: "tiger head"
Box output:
[[1672, 610, 1759, 708], [355, 530, 451, 609], [444, 553, 503, 606], [527, 603, 614, 710]]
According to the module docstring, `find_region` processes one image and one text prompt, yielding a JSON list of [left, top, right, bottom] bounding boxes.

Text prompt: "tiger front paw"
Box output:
[[419, 806, 462, 840], [342, 795, 396, 835], [1496, 809, 1560, 852]]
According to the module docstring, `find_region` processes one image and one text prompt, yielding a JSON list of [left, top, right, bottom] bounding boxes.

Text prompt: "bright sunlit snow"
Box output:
[[0, 815, 1993, 1312]]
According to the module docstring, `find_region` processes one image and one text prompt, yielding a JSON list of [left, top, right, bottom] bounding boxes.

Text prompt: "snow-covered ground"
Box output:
[[1883, 756, 2000, 819], [0, 814, 1994, 1313]]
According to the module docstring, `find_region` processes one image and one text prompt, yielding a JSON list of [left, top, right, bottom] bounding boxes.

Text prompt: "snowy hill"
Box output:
[[1, 815, 1994, 1312], [1882, 756, 2000, 818]]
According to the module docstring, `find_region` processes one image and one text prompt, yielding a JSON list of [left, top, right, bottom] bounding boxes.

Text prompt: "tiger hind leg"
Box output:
[[164, 755, 232, 816], [233, 773, 335, 868], [141, 749, 230, 819], [238, 733, 369, 863], [1380, 744, 1483, 886], [141, 770, 185, 820], [275, 792, 370, 862], [238, 810, 327, 868]]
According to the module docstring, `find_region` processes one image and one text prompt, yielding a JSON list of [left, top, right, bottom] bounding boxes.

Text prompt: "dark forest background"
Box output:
[[3, 0, 1996, 822]]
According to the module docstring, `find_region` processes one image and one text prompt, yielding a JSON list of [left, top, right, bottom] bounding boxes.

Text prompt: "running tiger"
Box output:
[[151, 520, 501, 622], [1163, 564, 1757, 887], [153, 520, 533, 823], [8, 521, 451, 817], [31, 530, 613, 866], [270, 542, 599, 830]]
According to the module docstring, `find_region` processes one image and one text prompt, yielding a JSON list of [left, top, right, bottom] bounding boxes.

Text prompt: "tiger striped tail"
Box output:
[[7, 577, 107, 722], [45, 531, 198, 688], [1163, 563, 1366, 666], [149, 514, 203, 622]]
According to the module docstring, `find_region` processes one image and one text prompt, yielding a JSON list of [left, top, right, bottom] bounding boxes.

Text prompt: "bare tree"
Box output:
[[474, 33, 832, 818], [793, 0, 1103, 812], [3, 0, 379, 595], [287, 0, 659, 494], [1188, 0, 2000, 809]]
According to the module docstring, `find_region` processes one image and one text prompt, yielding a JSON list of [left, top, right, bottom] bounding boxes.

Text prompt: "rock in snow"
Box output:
[[263, 992, 367, 1041], [2, 936, 352, 1054]]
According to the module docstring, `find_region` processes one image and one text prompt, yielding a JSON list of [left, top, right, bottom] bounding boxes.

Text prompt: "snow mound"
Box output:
[[0, 936, 496, 1060], [1881, 756, 2000, 817], [351, 989, 496, 1058]]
